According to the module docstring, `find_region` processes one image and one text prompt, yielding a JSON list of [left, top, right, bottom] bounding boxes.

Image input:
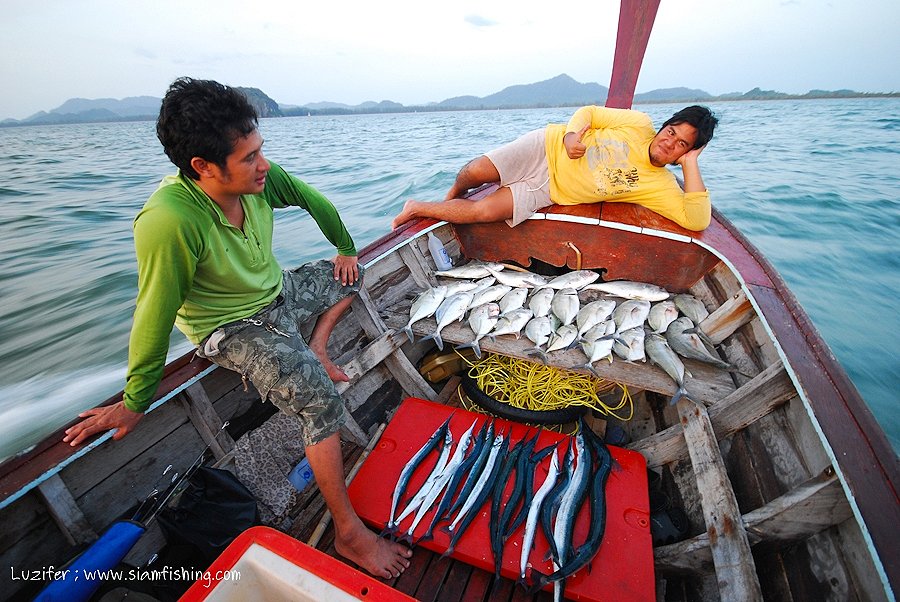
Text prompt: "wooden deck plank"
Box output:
[[629, 361, 794, 468], [654, 472, 852, 574], [676, 396, 763, 600]]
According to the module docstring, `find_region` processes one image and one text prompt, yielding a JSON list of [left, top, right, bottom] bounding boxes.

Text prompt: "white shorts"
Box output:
[[485, 128, 553, 227]]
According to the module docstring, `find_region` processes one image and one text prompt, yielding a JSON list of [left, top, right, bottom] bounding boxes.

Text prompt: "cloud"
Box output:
[[464, 14, 498, 27]]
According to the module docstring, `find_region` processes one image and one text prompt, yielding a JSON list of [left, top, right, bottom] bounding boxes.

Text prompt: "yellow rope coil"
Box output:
[[456, 351, 634, 422]]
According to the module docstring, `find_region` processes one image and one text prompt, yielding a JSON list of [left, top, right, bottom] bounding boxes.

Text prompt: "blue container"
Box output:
[[288, 457, 315, 492]]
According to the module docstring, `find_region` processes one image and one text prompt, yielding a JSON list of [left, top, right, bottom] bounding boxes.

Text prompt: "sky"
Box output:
[[2, 0, 899, 120]]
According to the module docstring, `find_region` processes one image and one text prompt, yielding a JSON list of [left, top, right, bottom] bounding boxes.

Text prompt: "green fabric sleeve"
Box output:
[[263, 163, 357, 256], [123, 199, 201, 412]]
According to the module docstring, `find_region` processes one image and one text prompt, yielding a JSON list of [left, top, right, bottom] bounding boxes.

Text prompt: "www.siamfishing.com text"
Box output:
[[11, 566, 241, 588]]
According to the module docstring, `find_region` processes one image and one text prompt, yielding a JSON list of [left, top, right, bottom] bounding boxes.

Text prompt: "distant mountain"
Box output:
[[3, 76, 896, 126], [436, 74, 608, 109], [634, 87, 713, 102]]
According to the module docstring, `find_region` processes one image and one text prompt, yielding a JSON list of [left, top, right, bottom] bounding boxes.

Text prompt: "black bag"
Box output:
[[157, 466, 259, 564]]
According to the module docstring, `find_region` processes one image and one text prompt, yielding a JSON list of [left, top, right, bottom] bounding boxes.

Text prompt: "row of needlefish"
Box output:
[[403, 260, 740, 403], [383, 414, 614, 598]]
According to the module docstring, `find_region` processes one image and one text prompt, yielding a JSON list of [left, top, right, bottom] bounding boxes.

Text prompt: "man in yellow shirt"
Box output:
[[392, 105, 718, 231]]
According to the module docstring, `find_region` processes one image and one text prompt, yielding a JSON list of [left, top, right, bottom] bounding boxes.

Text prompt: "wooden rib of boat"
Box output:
[[1, 201, 897, 601]]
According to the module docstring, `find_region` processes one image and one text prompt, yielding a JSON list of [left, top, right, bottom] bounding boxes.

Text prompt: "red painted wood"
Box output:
[[606, 0, 662, 109]]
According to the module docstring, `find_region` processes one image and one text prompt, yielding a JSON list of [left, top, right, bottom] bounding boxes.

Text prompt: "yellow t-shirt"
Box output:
[[544, 106, 710, 230]]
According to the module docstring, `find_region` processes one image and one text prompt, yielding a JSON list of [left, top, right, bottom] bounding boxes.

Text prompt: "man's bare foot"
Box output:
[[391, 200, 420, 230], [310, 343, 350, 383], [334, 527, 412, 579]]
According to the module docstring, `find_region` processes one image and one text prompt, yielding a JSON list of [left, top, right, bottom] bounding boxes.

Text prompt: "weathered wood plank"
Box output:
[[353, 287, 436, 401], [630, 362, 794, 468], [335, 330, 409, 395], [36, 474, 97, 546], [399, 240, 436, 289], [177, 381, 235, 460], [654, 472, 852, 574], [700, 290, 754, 345], [676, 396, 763, 600]]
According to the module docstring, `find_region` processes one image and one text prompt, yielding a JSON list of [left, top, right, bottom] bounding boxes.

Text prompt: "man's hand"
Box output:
[[563, 125, 590, 159], [333, 254, 360, 286], [63, 401, 144, 447], [676, 144, 706, 166]]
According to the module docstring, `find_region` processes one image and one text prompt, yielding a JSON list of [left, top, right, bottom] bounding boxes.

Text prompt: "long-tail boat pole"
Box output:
[[605, 0, 661, 109]]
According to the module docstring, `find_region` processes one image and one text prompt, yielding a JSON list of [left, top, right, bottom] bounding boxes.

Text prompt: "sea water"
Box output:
[[0, 98, 897, 462]]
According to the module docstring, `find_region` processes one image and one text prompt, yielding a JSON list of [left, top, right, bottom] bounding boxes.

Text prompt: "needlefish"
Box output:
[[442, 432, 508, 557], [529, 424, 613, 591], [549, 431, 591, 602], [392, 422, 454, 531], [383, 415, 453, 536], [519, 448, 560, 584], [403, 419, 478, 543], [419, 421, 490, 543]]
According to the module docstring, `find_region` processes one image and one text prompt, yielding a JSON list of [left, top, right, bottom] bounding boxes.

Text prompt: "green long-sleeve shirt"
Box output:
[[124, 162, 356, 412]]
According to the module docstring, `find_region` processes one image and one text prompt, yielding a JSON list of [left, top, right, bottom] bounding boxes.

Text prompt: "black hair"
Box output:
[[661, 105, 718, 149], [156, 77, 259, 179]]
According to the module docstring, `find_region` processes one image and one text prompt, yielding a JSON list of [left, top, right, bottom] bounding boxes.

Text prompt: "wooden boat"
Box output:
[[1, 3, 897, 601]]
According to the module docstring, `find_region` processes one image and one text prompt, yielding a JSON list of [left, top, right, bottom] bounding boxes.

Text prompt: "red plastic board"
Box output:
[[348, 398, 654, 601]]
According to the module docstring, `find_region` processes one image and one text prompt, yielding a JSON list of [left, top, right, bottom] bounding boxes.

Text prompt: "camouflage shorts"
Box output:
[[198, 259, 365, 446]]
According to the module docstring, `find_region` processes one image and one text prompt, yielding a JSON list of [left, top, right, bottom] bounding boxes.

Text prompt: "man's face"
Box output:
[[213, 128, 270, 195], [648, 122, 698, 167]]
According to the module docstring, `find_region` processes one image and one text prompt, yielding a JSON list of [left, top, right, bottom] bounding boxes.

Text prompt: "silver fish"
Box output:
[[542, 270, 600, 290], [550, 288, 580, 326], [489, 308, 533, 339], [520, 449, 560, 582], [582, 280, 670, 302], [524, 315, 554, 362], [422, 291, 473, 351], [547, 323, 579, 353], [448, 433, 505, 532], [612, 299, 651, 333], [435, 261, 505, 279], [395, 427, 454, 526], [499, 287, 529, 315], [405, 420, 478, 541], [644, 331, 690, 404], [457, 303, 500, 359], [486, 267, 549, 289], [471, 284, 511, 308], [551, 434, 589, 601], [647, 300, 679, 334], [580, 321, 617, 376], [528, 287, 555, 318], [613, 326, 646, 361], [666, 317, 737, 371], [403, 285, 447, 343], [673, 293, 710, 325], [471, 276, 497, 293], [576, 299, 617, 338], [442, 279, 479, 296]]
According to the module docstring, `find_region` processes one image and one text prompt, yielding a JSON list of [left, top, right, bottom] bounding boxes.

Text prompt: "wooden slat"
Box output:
[[655, 471, 852, 574], [177, 381, 235, 460], [352, 287, 435, 401], [676, 396, 763, 600], [335, 330, 409, 395], [36, 474, 96, 546], [630, 361, 794, 468], [399, 240, 437, 289], [700, 289, 754, 345]]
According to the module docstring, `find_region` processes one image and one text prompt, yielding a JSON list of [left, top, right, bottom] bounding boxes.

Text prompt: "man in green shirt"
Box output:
[[63, 78, 411, 579]]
